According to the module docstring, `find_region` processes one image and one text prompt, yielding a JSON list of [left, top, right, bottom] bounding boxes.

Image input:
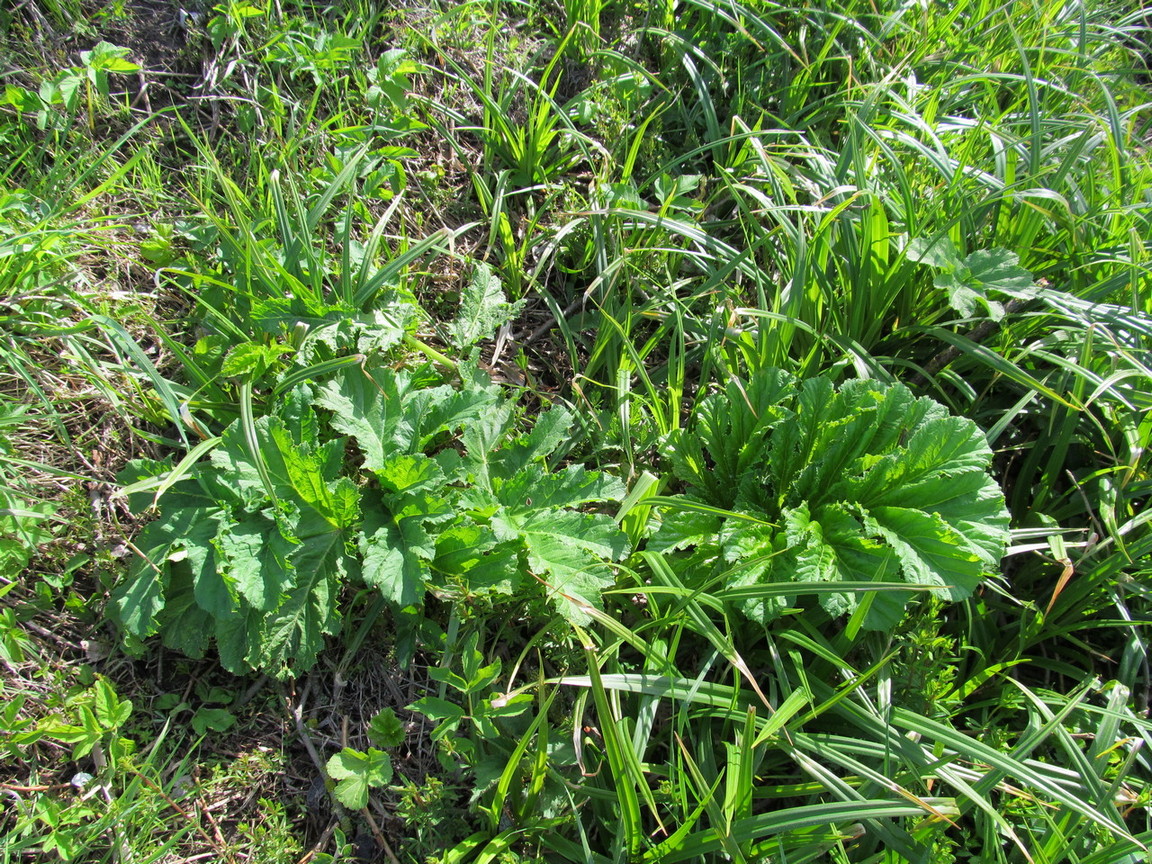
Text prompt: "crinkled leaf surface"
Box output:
[[251, 503, 354, 674], [494, 463, 625, 514], [315, 367, 495, 471], [646, 509, 723, 555], [154, 559, 214, 659], [115, 388, 358, 677], [431, 523, 521, 595], [656, 370, 1009, 628], [512, 510, 628, 622], [214, 514, 296, 612], [289, 302, 412, 363], [117, 367, 630, 675], [368, 707, 405, 748], [360, 486, 453, 608], [455, 404, 629, 616], [111, 465, 233, 640], [450, 261, 524, 350], [666, 368, 793, 509]]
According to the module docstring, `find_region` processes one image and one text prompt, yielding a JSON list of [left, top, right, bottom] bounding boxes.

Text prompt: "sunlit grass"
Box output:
[[0, 0, 1148, 860]]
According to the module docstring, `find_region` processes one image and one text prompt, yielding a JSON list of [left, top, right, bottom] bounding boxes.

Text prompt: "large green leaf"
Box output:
[[154, 564, 214, 660], [494, 463, 625, 514], [864, 506, 984, 599], [431, 523, 521, 595], [113, 388, 362, 676], [655, 370, 1010, 627], [115, 364, 628, 674], [456, 405, 630, 616], [315, 366, 495, 472], [214, 515, 297, 612], [250, 506, 352, 674], [667, 368, 794, 509], [359, 486, 452, 607], [513, 510, 628, 621], [488, 405, 576, 478], [646, 509, 723, 554], [111, 466, 233, 639], [450, 261, 524, 350], [111, 526, 172, 640], [325, 747, 394, 809], [908, 239, 1036, 320]]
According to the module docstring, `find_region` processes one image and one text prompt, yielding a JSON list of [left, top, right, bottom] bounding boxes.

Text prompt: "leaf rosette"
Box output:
[[112, 386, 359, 677], [658, 369, 1010, 629], [112, 363, 629, 676]]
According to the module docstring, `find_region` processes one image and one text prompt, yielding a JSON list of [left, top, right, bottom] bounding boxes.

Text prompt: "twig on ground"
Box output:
[[198, 798, 230, 852], [361, 806, 402, 864], [128, 768, 233, 862], [295, 819, 337, 864], [288, 680, 328, 778], [21, 619, 84, 653], [516, 294, 588, 346], [231, 674, 269, 711]]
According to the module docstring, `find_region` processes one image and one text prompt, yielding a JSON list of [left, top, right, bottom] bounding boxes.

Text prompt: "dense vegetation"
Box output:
[[1, 0, 1150, 861]]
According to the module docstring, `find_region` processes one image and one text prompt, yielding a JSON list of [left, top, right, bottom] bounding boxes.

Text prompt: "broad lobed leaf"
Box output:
[[655, 369, 1010, 627], [114, 367, 631, 672]]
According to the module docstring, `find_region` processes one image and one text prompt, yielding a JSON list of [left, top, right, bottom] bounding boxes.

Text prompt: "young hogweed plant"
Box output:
[[653, 367, 1012, 631], [112, 360, 628, 677]]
